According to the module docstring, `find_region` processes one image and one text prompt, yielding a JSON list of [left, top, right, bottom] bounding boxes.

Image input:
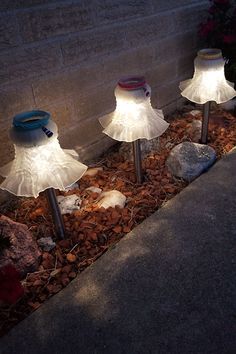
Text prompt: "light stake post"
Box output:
[[132, 139, 143, 184], [180, 48, 236, 144], [45, 188, 65, 240], [200, 101, 211, 144], [99, 76, 169, 184], [0, 110, 87, 240]]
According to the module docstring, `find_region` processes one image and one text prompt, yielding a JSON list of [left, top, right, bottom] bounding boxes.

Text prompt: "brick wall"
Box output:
[[0, 0, 208, 166]]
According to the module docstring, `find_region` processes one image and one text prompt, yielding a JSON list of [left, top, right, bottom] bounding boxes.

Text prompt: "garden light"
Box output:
[[180, 48, 236, 144], [99, 76, 169, 183], [0, 110, 87, 239]]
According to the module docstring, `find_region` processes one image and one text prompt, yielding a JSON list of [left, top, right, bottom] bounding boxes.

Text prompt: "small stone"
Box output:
[[97, 190, 126, 209], [57, 194, 81, 215], [37, 237, 56, 252], [166, 142, 216, 181], [86, 186, 102, 194]]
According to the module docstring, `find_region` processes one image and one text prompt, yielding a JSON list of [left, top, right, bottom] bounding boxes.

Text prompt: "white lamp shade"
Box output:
[[0, 111, 87, 198], [99, 77, 169, 142], [180, 48, 236, 104]]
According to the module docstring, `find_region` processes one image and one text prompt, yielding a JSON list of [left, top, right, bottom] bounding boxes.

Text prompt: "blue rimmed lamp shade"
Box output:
[[0, 110, 87, 239]]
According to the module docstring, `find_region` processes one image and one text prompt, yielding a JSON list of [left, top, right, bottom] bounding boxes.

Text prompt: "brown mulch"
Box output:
[[0, 108, 236, 337]]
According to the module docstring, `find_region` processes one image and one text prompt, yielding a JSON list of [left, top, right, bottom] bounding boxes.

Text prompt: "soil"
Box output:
[[0, 107, 235, 337]]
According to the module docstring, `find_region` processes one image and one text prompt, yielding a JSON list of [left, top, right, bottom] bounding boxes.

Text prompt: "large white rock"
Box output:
[[57, 194, 82, 215], [96, 190, 126, 209], [166, 142, 216, 181]]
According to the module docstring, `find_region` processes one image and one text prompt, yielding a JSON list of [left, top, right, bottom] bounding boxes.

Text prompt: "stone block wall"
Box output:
[[0, 0, 208, 165]]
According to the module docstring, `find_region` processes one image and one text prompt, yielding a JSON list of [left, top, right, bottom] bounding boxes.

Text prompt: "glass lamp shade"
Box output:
[[99, 76, 169, 142], [179, 48, 236, 104], [0, 110, 87, 198]]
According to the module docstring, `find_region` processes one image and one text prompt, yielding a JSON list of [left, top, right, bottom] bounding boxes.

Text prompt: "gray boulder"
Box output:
[[0, 215, 41, 277], [166, 142, 216, 181]]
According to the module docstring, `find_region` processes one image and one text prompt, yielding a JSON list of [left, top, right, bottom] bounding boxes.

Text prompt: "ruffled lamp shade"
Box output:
[[0, 110, 87, 198], [180, 48, 236, 104], [99, 77, 169, 142]]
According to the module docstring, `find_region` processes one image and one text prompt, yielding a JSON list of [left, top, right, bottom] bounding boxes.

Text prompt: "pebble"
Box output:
[[37, 237, 56, 252], [57, 194, 82, 214], [96, 190, 126, 209], [86, 186, 102, 194]]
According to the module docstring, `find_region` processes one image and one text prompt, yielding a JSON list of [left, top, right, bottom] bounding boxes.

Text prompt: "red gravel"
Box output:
[[0, 108, 235, 336]]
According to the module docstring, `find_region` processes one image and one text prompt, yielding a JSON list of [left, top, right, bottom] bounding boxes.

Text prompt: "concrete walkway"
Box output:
[[1, 150, 236, 354]]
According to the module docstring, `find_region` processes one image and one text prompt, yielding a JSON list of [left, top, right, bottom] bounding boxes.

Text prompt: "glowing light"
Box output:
[[99, 77, 169, 142], [0, 110, 87, 198], [180, 48, 236, 104]]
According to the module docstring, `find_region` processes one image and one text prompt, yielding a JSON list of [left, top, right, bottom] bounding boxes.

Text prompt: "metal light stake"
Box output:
[[45, 188, 65, 240], [132, 139, 143, 184], [200, 101, 211, 144]]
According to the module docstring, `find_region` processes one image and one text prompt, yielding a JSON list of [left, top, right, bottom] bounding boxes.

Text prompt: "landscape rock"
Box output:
[[186, 119, 202, 142], [96, 190, 126, 209], [119, 138, 160, 161], [37, 237, 56, 252], [86, 186, 102, 194], [0, 215, 41, 277], [166, 142, 216, 181], [57, 194, 82, 215]]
